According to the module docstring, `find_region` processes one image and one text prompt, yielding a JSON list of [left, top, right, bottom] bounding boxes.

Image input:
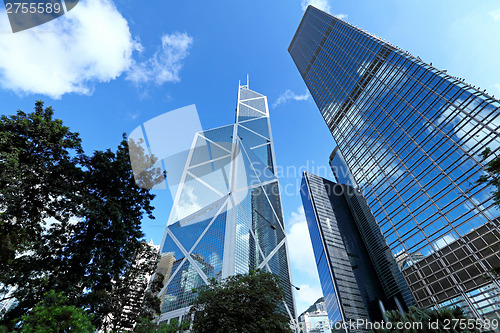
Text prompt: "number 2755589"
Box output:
[[5, 2, 62, 14]]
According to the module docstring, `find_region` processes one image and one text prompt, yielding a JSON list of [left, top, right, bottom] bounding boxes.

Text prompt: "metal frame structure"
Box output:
[[157, 80, 297, 324], [289, 5, 500, 322]]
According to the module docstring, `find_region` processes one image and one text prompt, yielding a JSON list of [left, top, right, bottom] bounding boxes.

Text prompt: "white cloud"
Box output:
[[172, 184, 202, 222], [295, 284, 323, 311], [301, 0, 331, 13], [299, 0, 347, 20], [0, 0, 140, 99], [286, 207, 324, 314], [289, 206, 305, 226], [494, 83, 500, 94], [434, 98, 500, 154], [433, 234, 456, 251], [286, 206, 318, 278], [0, 0, 194, 98], [127, 32, 193, 85], [127, 111, 140, 121], [273, 90, 309, 108], [490, 10, 500, 20]]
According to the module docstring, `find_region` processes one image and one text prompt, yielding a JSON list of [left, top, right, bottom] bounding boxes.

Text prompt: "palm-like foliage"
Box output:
[[373, 306, 494, 333]]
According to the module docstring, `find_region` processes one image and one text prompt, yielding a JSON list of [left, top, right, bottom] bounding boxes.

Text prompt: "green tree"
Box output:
[[0, 102, 164, 329], [477, 147, 500, 278], [133, 317, 190, 333], [188, 270, 293, 333], [137, 270, 165, 322], [477, 148, 500, 209], [0, 102, 84, 325], [372, 306, 493, 333], [0, 101, 83, 266], [19, 290, 94, 333]]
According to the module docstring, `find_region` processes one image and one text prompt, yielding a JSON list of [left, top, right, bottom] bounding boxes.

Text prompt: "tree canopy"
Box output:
[[188, 270, 293, 333], [373, 306, 494, 333], [19, 291, 94, 333], [0, 101, 164, 330], [133, 317, 190, 333], [477, 148, 500, 278], [478, 147, 500, 209]]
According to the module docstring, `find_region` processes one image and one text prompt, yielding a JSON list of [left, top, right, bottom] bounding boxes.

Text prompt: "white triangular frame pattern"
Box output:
[[240, 100, 266, 115], [159, 86, 295, 323], [158, 197, 229, 297]]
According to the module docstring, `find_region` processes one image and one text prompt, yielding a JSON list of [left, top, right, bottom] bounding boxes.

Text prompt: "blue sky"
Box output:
[[1, 0, 499, 315]]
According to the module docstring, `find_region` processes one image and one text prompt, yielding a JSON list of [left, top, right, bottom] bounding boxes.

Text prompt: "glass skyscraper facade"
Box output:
[[290, 6, 500, 321], [301, 172, 414, 331], [156, 82, 296, 323]]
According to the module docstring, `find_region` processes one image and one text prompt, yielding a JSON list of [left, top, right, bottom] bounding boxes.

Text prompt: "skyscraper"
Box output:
[[301, 172, 414, 331], [157, 81, 296, 324], [290, 6, 500, 321]]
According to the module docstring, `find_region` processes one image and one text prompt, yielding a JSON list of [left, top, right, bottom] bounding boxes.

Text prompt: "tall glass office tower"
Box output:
[[301, 172, 415, 330], [156, 81, 296, 324], [289, 6, 500, 321]]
